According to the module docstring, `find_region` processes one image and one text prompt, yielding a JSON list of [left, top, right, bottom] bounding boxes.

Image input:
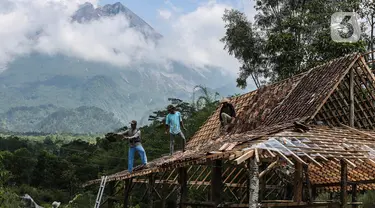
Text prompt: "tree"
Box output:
[[221, 9, 265, 89], [0, 154, 21, 207], [222, 0, 367, 85], [148, 98, 194, 123], [11, 148, 37, 185], [360, 1, 375, 68], [193, 85, 220, 110]]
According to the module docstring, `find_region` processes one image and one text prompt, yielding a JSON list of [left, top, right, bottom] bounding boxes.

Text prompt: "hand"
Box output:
[[105, 133, 116, 142], [164, 130, 168, 135], [183, 127, 187, 131]]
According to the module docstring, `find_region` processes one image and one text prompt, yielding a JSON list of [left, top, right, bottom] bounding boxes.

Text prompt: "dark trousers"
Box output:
[[170, 132, 186, 155]]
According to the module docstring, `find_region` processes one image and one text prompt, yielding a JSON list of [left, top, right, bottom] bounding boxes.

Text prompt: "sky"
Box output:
[[0, 0, 256, 81], [99, 0, 256, 31]]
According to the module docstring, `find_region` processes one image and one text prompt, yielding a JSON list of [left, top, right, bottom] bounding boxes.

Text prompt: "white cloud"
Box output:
[[0, 0, 242, 76], [164, 0, 183, 13], [158, 9, 172, 20]]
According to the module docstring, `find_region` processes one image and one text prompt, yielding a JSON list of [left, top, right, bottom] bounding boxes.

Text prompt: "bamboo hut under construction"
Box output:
[[84, 52, 375, 208]]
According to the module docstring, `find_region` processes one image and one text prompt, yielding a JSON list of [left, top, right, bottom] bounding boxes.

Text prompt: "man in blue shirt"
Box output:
[[165, 105, 186, 155]]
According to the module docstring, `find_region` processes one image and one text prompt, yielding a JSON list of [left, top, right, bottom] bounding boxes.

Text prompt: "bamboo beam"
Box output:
[[235, 150, 255, 164], [259, 160, 278, 178], [343, 158, 356, 168], [275, 150, 294, 166], [303, 153, 323, 168], [310, 55, 359, 119], [255, 148, 260, 163], [349, 67, 354, 127]]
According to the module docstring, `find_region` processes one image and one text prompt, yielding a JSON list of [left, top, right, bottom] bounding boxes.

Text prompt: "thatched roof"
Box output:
[[84, 52, 375, 191]]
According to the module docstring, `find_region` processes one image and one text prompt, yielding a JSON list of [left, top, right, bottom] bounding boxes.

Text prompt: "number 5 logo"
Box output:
[[331, 12, 360, 43]]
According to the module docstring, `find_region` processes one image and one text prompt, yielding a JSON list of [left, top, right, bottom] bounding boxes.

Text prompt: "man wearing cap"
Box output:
[[219, 98, 236, 132], [165, 105, 186, 155], [116, 120, 147, 172]]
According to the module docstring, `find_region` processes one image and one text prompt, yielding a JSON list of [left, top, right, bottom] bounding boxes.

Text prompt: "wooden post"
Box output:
[[349, 67, 354, 127], [293, 162, 303, 202], [177, 167, 188, 208], [340, 160, 348, 208], [108, 182, 115, 208], [248, 158, 259, 208], [160, 183, 167, 208], [352, 184, 357, 208], [304, 165, 313, 203], [148, 174, 155, 208], [211, 160, 223, 206], [312, 186, 317, 201], [259, 175, 266, 201], [123, 178, 133, 208]]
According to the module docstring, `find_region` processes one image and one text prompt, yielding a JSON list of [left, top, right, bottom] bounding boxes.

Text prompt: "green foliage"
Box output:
[[64, 193, 95, 208], [221, 9, 265, 89], [0, 96, 218, 207], [193, 85, 220, 110], [359, 191, 375, 208], [221, 0, 367, 86], [0, 189, 21, 208], [0, 155, 22, 207]]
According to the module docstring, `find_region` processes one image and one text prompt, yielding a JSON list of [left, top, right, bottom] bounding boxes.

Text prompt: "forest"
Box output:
[[0, 87, 223, 207]]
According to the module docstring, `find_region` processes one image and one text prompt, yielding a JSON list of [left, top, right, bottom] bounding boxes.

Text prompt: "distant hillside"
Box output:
[[1, 106, 123, 134], [1, 105, 59, 132]]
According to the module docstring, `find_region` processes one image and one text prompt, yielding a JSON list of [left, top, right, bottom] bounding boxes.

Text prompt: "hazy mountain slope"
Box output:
[[0, 105, 122, 134], [37, 106, 123, 134], [0, 2, 245, 133], [0, 105, 59, 132]]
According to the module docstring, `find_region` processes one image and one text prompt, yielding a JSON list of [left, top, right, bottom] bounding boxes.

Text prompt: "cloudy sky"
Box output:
[[0, 0, 256, 79]]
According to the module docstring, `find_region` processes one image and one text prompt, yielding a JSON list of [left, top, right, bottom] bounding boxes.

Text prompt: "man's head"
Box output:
[[130, 120, 137, 129], [167, 104, 175, 114], [220, 98, 230, 106]]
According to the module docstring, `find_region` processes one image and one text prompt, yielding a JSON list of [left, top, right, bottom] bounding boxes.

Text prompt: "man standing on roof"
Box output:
[[219, 98, 236, 132], [165, 104, 187, 155], [115, 120, 147, 173]]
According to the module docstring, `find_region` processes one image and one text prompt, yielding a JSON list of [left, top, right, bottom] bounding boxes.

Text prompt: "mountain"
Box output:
[[37, 106, 123, 134], [72, 2, 162, 40], [0, 105, 122, 134], [0, 2, 246, 133]]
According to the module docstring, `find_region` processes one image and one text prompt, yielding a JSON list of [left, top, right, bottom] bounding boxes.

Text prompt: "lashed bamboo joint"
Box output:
[[85, 52, 375, 207]]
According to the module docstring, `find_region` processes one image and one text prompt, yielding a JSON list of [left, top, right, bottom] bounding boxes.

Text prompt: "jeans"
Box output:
[[170, 132, 186, 155], [128, 144, 147, 172]]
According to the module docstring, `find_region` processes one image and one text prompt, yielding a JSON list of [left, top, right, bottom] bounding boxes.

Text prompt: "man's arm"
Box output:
[[230, 103, 236, 118], [219, 106, 224, 125], [114, 129, 131, 140], [116, 129, 129, 136], [179, 112, 186, 130], [127, 129, 141, 139]]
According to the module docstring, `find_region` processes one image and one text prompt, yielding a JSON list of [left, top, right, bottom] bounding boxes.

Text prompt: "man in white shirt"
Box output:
[[116, 120, 147, 172]]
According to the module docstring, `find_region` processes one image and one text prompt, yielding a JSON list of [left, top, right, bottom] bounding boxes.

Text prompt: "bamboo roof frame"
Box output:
[[84, 52, 375, 206]]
